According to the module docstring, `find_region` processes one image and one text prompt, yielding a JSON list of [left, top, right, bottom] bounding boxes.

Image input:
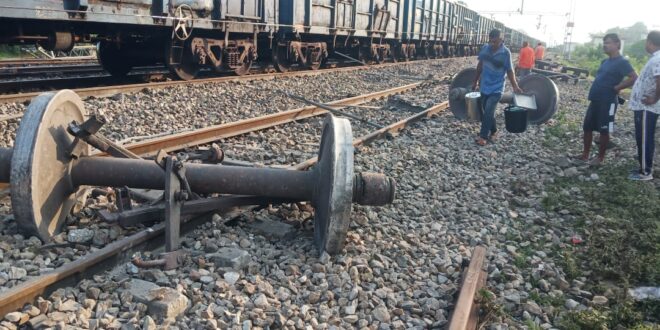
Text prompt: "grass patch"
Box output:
[[529, 291, 564, 308], [559, 301, 657, 330], [476, 288, 504, 327], [542, 164, 660, 285], [541, 163, 659, 326]]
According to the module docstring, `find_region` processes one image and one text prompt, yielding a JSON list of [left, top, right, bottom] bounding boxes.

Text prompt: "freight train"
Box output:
[[0, 1, 542, 80]]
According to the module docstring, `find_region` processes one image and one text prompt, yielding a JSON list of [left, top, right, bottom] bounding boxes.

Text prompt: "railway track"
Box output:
[[0, 82, 451, 321], [0, 58, 448, 105], [0, 57, 97, 67]]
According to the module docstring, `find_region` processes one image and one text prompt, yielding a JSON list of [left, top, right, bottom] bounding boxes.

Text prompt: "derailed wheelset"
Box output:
[[448, 68, 560, 125], [0, 90, 396, 258]]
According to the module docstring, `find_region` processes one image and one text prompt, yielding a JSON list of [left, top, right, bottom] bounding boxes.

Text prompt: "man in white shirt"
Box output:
[[629, 31, 660, 180]]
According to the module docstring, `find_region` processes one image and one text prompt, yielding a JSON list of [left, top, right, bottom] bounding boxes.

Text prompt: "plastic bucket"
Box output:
[[504, 106, 528, 133], [465, 92, 482, 122]]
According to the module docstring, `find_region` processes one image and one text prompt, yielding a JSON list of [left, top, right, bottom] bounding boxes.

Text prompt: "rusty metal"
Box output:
[[0, 59, 441, 105], [68, 115, 141, 159], [0, 81, 426, 194], [334, 51, 367, 66], [162, 156, 183, 253], [0, 93, 449, 322], [353, 172, 396, 206], [1, 91, 396, 247], [448, 246, 487, 330], [178, 144, 224, 164], [291, 100, 450, 171], [285, 93, 384, 129], [99, 82, 423, 157], [288, 41, 327, 70], [99, 196, 294, 227]]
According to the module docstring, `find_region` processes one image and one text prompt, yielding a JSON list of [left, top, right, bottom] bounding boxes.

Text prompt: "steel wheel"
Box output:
[[11, 90, 88, 241], [97, 41, 133, 77], [166, 40, 200, 81], [273, 43, 291, 73]]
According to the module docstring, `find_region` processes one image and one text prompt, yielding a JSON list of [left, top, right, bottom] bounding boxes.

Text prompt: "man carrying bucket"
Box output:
[[472, 29, 523, 146]]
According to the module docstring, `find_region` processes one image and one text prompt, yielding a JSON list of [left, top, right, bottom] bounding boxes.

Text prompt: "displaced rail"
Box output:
[[0, 84, 450, 318], [448, 246, 488, 330]]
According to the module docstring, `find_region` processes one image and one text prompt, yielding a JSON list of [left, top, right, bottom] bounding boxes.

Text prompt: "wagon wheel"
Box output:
[[389, 47, 397, 63], [273, 42, 291, 72], [308, 60, 322, 70], [399, 46, 409, 62], [233, 57, 252, 76], [306, 49, 323, 70], [421, 47, 429, 60], [97, 41, 133, 77], [372, 48, 384, 64], [166, 40, 200, 80], [11, 90, 89, 241], [172, 4, 194, 41], [409, 46, 417, 61]]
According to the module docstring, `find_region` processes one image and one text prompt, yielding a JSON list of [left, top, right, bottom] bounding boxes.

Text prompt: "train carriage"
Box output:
[[0, 0, 544, 80], [401, 0, 448, 60], [274, 0, 406, 71]]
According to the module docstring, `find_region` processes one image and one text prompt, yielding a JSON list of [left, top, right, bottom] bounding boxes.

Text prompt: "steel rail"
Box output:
[[0, 81, 430, 198], [92, 81, 426, 157], [0, 58, 97, 67], [0, 94, 450, 320], [0, 58, 443, 105], [448, 246, 488, 330]]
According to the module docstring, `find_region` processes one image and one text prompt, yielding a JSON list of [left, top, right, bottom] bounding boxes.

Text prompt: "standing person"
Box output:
[[534, 42, 545, 60], [628, 31, 660, 180], [517, 41, 535, 77], [471, 29, 523, 146], [574, 33, 637, 166]]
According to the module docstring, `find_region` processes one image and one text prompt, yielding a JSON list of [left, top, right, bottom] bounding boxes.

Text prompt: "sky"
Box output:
[[465, 0, 659, 46]]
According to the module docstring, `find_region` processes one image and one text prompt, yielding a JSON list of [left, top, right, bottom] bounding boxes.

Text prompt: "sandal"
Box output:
[[569, 154, 589, 165], [475, 137, 487, 146], [489, 132, 499, 142], [588, 158, 603, 167]]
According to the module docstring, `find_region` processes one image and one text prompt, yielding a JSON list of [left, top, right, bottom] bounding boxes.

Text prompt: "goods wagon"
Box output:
[[0, 0, 545, 80]]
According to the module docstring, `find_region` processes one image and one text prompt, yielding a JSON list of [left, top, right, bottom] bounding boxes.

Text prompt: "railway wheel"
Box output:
[[273, 43, 291, 73], [423, 47, 431, 60], [97, 41, 133, 77], [389, 48, 397, 63], [233, 59, 252, 76], [308, 60, 322, 70], [399, 46, 409, 62], [166, 40, 200, 80]]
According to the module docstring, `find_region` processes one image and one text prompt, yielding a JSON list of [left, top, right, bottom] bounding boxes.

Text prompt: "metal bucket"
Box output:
[[465, 92, 482, 122]]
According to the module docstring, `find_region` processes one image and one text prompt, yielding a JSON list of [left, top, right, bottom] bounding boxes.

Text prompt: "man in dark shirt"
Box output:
[[575, 33, 637, 165]]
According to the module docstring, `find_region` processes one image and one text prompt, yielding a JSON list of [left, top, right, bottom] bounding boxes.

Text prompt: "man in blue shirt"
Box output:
[[575, 33, 637, 165], [471, 29, 523, 146]]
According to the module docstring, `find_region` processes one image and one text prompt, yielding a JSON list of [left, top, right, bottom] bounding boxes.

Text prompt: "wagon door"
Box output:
[[221, 0, 262, 21], [335, 0, 355, 32]]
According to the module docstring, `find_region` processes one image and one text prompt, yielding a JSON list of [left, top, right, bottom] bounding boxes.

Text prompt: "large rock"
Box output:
[[127, 279, 189, 322], [206, 248, 250, 270], [8, 267, 26, 280], [247, 218, 296, 240], [67, 228, 95, 243]]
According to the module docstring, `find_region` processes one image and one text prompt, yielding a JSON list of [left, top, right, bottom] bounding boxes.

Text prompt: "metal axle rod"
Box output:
[[0, 147, 391, 205]]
